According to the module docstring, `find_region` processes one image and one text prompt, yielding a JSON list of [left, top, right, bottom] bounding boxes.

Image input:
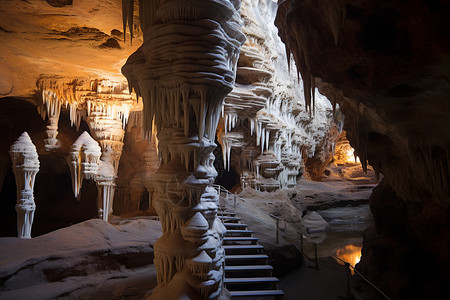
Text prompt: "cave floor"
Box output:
[[0, 163, 377, 299]]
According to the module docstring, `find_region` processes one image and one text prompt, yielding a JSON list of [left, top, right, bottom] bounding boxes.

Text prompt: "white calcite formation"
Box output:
[[38, 78, 138, 207], [121, 0, 245, 298], [9, 132, 40, 239], [218, 0, 340, 191], [96, 149, 116, 222], [38, 78, 136, 173], [68, 131, 102, 199], [68, 132, 117, 222], [40, 90, 62, 150]]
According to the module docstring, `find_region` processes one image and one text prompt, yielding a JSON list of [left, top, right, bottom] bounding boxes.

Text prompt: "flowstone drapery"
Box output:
[[121, 0, 245, 298], [9, 132, 40, 239]]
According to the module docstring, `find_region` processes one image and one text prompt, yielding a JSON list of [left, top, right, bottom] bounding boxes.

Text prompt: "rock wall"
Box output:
[[276, 0, 450, 298]]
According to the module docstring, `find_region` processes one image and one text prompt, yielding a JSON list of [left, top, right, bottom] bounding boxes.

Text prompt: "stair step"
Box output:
[[224, 245, 263, 250], [224, 223, 248, 228], [225, 254, 269, 260], [224, 237, 259, 242], [219, 216, 241, 221], [229, 290, 285, 297], [218, 212, 236, 216], [225, 265, 273, 272], [221, 219, 242, 224], [225, 230, 254, 236], [224, 277, 279, 284]]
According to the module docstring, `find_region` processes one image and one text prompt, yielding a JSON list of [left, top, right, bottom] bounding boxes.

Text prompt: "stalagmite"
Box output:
[[9, 132, 40, 239], [121, 0, 245, 298], [96, 149, 116, 222]]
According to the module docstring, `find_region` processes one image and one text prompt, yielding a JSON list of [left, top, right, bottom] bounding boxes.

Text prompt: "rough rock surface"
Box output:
[[276, 0, 450, 297], [0, 218, 161, 299]]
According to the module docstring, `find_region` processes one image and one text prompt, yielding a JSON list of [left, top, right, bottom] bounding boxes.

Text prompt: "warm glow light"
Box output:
[[336, 244, 362, 274], [345, 148, 360, 164]]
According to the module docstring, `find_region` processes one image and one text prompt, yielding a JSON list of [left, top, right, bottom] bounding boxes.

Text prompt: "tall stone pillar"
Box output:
[[9, 132, 40, 239], [122, 0, 245, 298]]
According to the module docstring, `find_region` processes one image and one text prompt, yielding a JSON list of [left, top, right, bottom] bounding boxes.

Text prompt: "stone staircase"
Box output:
[[219, 211, 284, 299]]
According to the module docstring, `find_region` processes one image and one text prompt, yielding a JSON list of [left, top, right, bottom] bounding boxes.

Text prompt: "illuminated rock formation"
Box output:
[[68, 131, 102, 199], [38, 78, 135, 174], [68, 132, 117, 222], [37, 77, 138, 215], [40, 91, 62, 150], [218, 0, 341, 189], [121, 0, 245, 297], [9, 132, 40, 239], [96, 149, 116, 222]]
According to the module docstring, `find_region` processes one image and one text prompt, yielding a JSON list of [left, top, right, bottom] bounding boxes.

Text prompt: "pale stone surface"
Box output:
[[9, 132, 40, 239], [121, 1, 245, 298], [218, 0, 342, 190]]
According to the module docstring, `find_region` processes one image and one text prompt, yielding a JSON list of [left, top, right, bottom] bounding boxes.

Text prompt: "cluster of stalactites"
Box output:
[[220, 104, 303, 182], [275, 0, 346, 114], [37, 76, 135, 134], [67, 131, 117, 221], [40, 91, 62, 150], [9, 132, 40, 239], [68, 131, 102, 199], [122, 0, 246, 144]]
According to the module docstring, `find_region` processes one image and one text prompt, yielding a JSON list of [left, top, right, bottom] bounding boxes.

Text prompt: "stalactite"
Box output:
[[122, 0, 134, 44], [68, 131, 102, 199]]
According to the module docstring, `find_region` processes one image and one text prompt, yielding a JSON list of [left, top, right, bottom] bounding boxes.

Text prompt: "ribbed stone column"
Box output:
[[122, 0, 245, 298], [9, 132, 40, 239]]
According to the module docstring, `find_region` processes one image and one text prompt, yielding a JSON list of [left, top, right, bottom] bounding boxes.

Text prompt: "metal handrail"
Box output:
[[213, 184, 390, 300], [212, 184, 301, 244]]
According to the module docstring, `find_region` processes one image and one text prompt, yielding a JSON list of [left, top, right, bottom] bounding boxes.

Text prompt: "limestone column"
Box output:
[[122, 0, 245, 298], [96, 149, 116, 222], [9, 132, 40, 239]]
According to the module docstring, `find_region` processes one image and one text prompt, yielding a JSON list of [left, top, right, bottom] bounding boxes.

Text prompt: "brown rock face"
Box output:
[[276, 0, 450, 298]]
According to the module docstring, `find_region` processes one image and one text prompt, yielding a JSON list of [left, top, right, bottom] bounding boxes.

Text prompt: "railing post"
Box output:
[[276, 218, 279, 244], [283, 220, 287, 232], [300, 235, 304, 254], [345, 262, 351, 297], [314, 243, 319, 270], [218, 185, 221, 197], [233, 195, 236, 208]]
